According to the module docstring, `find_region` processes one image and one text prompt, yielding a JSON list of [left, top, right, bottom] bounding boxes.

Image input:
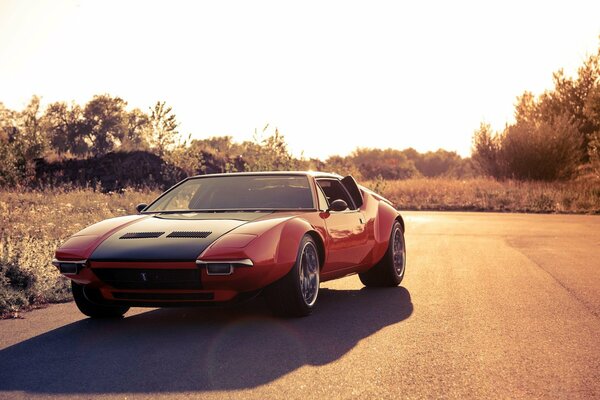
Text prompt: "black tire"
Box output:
[[264, 235, 320, 317], [71, 281, 129, 318], [359, 221, 406, 287]]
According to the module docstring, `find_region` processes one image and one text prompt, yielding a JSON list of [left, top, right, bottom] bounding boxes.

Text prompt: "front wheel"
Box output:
[[359, 221, 406, 287], [71, 281, 129, 318], [264, 235, 320, 317]]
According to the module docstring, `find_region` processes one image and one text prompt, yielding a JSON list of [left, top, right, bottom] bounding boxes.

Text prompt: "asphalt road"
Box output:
[[1, 211, 599, 399]]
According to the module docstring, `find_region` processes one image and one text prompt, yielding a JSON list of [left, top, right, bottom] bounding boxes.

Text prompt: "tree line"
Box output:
[[0, 95, 473, 187], [0, 95, 180, 186], [472, 40, 600, 181], [6, 34, 600, 189]]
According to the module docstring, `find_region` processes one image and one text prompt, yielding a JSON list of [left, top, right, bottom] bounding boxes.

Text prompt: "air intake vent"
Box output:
[[119, 232, 165, 239], [93, 268, 201, 290], [167, 231, 212, 238]]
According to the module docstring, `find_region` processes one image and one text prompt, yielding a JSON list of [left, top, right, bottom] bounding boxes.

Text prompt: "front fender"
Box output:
[[199, 217, 320, 290], [55, 215, 148, 260]]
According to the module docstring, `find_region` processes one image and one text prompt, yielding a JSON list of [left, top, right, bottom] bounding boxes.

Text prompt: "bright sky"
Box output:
[[1, 0, 599, 159]]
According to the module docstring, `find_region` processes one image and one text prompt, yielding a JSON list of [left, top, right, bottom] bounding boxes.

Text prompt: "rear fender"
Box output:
[[372, 201, 402, 264]]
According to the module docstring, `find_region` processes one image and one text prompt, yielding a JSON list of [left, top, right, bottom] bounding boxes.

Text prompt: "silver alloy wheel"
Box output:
[[392, 226, 406, 278], [299, 241, 319, 307]]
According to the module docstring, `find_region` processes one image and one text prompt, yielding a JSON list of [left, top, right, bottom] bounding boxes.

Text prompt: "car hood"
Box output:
[[89, 212, 269, 262]]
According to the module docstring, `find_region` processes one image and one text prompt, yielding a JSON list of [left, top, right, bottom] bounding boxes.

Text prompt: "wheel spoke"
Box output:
[[391, 227, 405, 277], [298, 241, 319, 306]]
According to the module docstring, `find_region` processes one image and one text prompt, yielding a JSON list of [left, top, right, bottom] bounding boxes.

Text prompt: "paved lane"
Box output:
[[1, 212, 599, 399]]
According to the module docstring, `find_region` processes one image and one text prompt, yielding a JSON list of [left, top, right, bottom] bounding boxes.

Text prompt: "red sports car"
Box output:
[[53, 172, 406, 318]]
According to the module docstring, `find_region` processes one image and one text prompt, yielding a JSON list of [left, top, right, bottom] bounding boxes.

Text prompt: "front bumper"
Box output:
[[54, 259, 276, 306]]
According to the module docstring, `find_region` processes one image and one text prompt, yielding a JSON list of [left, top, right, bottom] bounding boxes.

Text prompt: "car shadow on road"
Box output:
[[0, 286, 412, 394]]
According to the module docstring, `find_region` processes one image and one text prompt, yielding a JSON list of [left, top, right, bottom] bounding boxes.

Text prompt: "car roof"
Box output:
[[188, 171, 344, 180]]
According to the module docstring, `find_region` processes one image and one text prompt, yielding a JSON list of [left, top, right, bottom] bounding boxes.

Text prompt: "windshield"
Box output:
[[145, 175, 315, 212]]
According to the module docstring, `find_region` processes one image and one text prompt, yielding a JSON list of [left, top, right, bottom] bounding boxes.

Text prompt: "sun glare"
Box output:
[[1, 0, 599, 159]]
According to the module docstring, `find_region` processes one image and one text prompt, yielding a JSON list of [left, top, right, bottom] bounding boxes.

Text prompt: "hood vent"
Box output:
[[120, 232, 165, 239], [166, 231, 212, 239]]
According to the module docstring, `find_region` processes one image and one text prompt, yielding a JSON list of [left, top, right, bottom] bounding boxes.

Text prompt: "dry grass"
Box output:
[[2, 178, 599, 317], [368, 177, 600, 214], [0, 188, 159, 317]]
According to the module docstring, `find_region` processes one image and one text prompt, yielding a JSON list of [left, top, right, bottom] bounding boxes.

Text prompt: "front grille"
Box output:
[[112, 292, 214, 301], [120, 232, 165, 239], [166, 231, 212, 238], [92, 268, 201, 289]]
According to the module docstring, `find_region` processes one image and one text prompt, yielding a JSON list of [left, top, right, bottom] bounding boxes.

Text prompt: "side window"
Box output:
[[316, 184, 329, 210], [316, 179, 356, 210]]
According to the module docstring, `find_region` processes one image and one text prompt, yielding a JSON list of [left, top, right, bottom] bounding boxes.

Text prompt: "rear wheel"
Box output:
[[264, 235, 320, 317], [359, 221, 406, 287], [71, 281, 129, 318]]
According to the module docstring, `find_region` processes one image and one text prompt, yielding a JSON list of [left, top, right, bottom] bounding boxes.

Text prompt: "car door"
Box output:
[[316, 178, 370, 273]]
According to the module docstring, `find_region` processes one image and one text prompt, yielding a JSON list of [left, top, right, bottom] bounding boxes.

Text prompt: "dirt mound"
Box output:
[[34, 151, 187, 191]]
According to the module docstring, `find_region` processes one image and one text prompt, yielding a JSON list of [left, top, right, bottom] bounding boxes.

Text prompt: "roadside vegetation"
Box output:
[[1, 40, 600, 317], [371, 178, 599, 213], [471, 42, 600, 182], [0, 188, 159, 318]]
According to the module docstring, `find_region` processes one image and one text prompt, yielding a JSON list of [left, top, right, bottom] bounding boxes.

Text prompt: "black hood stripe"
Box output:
[[90, 213, 269, 261]]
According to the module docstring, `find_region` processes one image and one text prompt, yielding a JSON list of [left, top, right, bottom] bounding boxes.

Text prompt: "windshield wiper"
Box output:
[[142, 210, 214, 215], [142, 209, 277, 215]]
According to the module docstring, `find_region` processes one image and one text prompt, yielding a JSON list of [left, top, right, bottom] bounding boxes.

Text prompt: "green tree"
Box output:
[[0, 97, 47, 185], [517, 44, 600, 162], [474, 39, 600, 180], [472, 119, 583, 180], [413, 150, 464, 177], [585, 85, 600, 177], [82, 95, 128, 156], [188, 136, 241, 173], [514, 91, 540, 124], [349, 148, 419, 180], [148, 101, 179, 156], [588, 132, 600, 178], [18, 96, 47, 160], [244, 127, 297, 171], [0, 103, 20, 185], [472, 123, 504, 178], [122, 108, 151, 151], [502, 116, 582, 180], [43, 101, 88, 157], [324, 155, 362, 178]]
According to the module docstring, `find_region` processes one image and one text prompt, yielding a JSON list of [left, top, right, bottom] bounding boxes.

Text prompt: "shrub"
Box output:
[[472, 117, 584, 181], [0, 187, 158, 317], [0, 236, 70, 317], [502, 116, 583, 180]]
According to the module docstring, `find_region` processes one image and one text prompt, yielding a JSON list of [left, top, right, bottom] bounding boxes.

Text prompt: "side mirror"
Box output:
[[136, 203, 148, 213], [327, 199, 348, 212]]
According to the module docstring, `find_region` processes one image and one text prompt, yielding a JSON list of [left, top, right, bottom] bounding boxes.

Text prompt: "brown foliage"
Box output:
[[473, 39, 600, 180]]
